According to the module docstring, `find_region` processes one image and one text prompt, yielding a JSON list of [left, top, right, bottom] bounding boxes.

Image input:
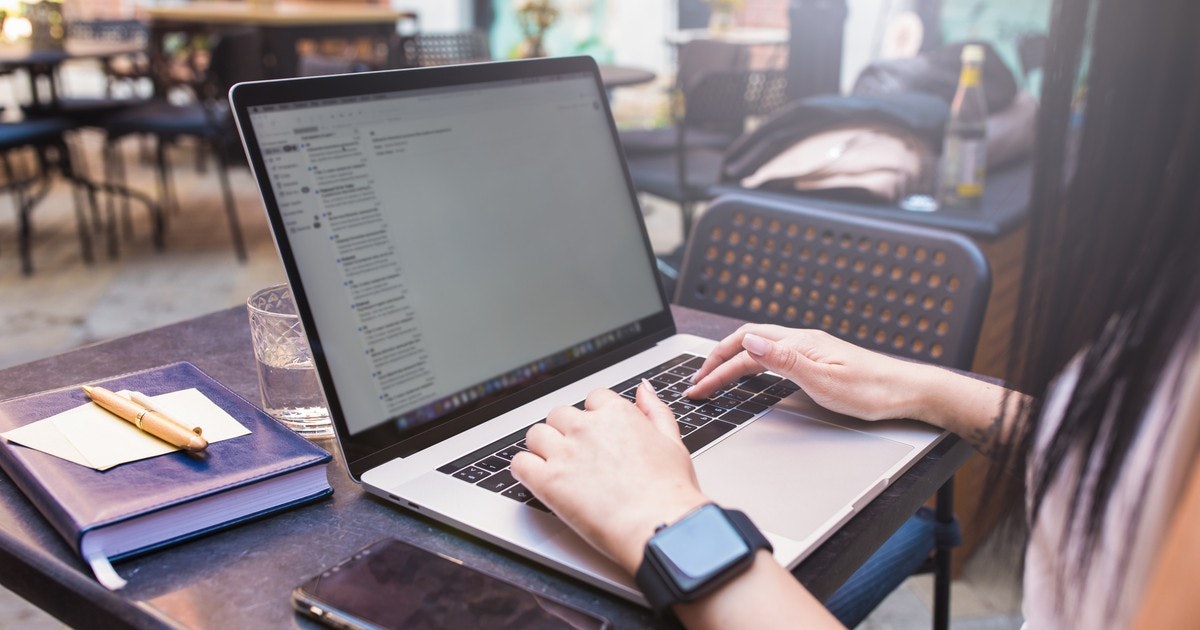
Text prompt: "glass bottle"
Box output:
[[938, 44, 988, 210]]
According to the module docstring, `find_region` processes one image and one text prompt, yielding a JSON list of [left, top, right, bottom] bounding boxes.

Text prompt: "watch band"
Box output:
[[635, 505, 772, 615]]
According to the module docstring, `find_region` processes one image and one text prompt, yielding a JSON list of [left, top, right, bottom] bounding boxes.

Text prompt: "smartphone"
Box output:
[[292, 538, 612, 630]]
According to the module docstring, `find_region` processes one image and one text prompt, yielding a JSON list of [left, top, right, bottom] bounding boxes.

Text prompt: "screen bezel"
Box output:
[[229, 57, 675, 479]]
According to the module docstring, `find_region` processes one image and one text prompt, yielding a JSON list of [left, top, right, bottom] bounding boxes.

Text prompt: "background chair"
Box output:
[[0, 119, 97, 275], [619, 39, 748, 156], [95, 28, 263, 261], [673, 194, 991, 629], [624, 68, 788, 240], [399, 30, 492, 67]]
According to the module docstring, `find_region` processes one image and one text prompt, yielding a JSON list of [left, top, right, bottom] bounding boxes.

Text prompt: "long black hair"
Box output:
[[1002, 0, 1200, 595]]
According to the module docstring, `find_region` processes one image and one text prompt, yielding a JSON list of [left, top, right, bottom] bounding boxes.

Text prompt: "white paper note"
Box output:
[[1, 388, 250, 470]]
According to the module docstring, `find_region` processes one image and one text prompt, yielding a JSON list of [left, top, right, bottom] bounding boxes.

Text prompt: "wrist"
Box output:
[[613, 490, 710, 575]]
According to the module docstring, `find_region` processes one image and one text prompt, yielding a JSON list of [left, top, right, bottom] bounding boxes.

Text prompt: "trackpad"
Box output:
[[693, 409, 914, 542]]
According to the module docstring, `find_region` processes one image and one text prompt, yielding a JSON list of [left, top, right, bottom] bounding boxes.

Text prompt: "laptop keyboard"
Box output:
[[436, 354, 800, 512]]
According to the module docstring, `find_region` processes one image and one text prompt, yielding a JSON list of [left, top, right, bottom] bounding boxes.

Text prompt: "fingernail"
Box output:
[[743, 334, 771, 356], [640, 378, 655, 393]]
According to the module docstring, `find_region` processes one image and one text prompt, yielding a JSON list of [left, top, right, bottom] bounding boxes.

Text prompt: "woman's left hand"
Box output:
[[511, 381, 710, 575]]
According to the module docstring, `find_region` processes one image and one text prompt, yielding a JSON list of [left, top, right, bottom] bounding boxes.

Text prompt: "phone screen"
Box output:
[[292, 538, 611, 630]]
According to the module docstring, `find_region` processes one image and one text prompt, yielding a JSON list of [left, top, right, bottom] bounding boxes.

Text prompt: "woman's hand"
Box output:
[[685, 324, 1021, 451], [510, 381, 709, 574], [685, 324, 941, 424]]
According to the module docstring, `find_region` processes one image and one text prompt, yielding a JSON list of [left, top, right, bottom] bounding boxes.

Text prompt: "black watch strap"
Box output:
[[635, 506, 771, 615]]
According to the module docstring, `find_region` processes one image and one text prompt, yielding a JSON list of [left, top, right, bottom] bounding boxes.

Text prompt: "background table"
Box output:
[[147, 2, 417, 81], [0, 305, 971, 628], [0, 40, 145, 107]]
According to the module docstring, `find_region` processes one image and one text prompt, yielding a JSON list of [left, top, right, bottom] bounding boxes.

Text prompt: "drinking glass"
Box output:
[[247, 284, 333, 438]]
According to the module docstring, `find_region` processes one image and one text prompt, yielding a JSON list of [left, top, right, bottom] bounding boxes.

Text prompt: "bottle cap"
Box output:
[[961, 44, 985, 64]]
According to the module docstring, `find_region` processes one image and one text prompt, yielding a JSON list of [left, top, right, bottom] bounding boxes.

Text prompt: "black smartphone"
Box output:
[[291, 538, 612, 630]]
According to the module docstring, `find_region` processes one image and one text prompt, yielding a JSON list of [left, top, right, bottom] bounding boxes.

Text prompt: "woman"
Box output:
[[513, 0, 1200, 626]]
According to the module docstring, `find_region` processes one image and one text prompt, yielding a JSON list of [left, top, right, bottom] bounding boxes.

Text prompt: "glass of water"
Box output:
[[247, 284, 333, 439]]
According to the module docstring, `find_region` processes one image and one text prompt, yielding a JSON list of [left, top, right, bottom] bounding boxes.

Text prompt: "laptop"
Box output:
[[228, 56, 945, 605]]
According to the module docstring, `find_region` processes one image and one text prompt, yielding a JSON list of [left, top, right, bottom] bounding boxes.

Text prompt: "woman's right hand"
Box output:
[[685, 324, 943, 424]]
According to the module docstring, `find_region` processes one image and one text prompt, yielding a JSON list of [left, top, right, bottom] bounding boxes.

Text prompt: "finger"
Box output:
[[509, 449, 543, 487], [523, 421, 565, 459], [691, 325, 756, 384], [742, 332, 818, 378], [545, 404, 586, 434], [583, 387, 624, 410], [685, 351, 765, 400], [635, 379, 680, 439], [691, 323, 789, 383]]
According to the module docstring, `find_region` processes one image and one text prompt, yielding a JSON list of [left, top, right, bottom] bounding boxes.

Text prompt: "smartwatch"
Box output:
[[634, 503, 772, 615]]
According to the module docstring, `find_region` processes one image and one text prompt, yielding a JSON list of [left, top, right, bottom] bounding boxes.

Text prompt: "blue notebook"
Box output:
[[0, 362, 333, 589]]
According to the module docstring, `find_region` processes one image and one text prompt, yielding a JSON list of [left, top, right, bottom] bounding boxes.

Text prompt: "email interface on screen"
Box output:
[[247, 72, 663, 437]]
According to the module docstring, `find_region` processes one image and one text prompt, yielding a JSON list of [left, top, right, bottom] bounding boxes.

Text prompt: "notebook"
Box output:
[[228, 56, 946, 605], [0, 362, 333, 589]]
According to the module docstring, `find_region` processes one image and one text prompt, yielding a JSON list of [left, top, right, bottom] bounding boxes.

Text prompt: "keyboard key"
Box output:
[[711, 395, 743, 409], [669, 400, 698, 414], [737, 374, 782, 393], [502, 484, 535, 502], [573, 400, 586, 410], [611, 376, 641, 391], [496, 445, 525, 460], [719, 389, 752, 402], [682, 420, 736, 453], [719, 408, 756, 424], [650, 377, 675, 390], [667, 366, 694, 379], [682, 356, 706, 370], [527, 498, 552, 513], [677, 420, 698, 436], [475, 456, 509, 472], [751, 393, 782, 407], [477, 470, 518, 493], [453, 466, 491, 483], [695, 403, 730, 418], [764, 382, 799, 398], [437, 424, 528, 474], [737, 401, 769, 415]]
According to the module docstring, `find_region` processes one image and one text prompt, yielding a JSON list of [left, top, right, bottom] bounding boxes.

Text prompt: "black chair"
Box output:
[[0, 119, 96, 274], [674, 194, 991, 629], [619, 39, 749, 156], [66, 19, 153, 99], [400, 31, 492, 67], [625, 68, 788, 239], [95, 29, 263, 261]]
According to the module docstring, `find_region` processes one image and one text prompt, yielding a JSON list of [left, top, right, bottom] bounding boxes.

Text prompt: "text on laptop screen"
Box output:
[[247, 72, 663, 438]]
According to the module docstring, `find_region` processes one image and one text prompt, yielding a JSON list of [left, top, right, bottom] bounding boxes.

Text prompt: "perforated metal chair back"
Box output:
[[401, 31, 492, 67], [675, 194, 991, 370], [682, 68, 789, 135]]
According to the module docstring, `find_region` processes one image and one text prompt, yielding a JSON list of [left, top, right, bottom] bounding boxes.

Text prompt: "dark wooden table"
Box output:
[[0, 40, 145, 107], [0, 305, 971, 628], [146, 2, 418, 82]]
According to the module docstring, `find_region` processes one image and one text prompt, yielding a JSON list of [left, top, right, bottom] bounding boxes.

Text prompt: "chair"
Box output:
[[0, 119, 97, 274], [619, 39, 749, 156], [66, 19, 153, 99], [674, 194, 991, 629], [399, 31, 492, 67], [95, 28, 263, 261], [624, 68, 788, 239]]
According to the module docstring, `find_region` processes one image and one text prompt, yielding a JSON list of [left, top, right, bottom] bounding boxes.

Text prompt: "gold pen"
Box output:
[[82, 385, 209, 453], [127, 391, 204, 437]]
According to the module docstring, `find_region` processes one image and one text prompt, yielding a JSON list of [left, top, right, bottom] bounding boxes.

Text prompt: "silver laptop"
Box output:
[[229, 56, 945, 605]]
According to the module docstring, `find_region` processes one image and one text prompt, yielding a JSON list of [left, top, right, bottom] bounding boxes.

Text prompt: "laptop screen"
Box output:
[[234, 59, 670, 468]]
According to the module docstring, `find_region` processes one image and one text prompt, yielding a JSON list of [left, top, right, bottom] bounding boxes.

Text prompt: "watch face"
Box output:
[[650, 504, 752, 591]]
